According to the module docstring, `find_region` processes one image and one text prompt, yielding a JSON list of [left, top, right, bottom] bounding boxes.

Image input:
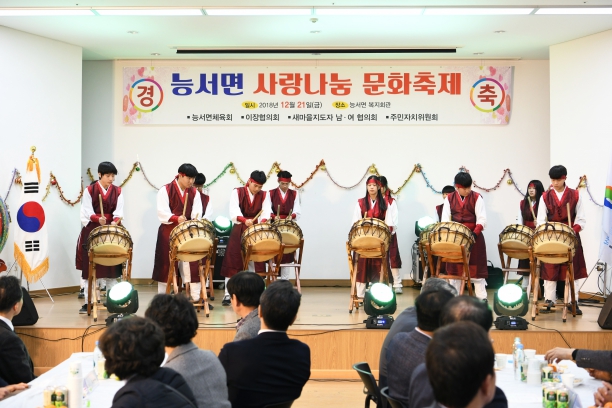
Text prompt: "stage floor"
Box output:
[[19, 285, 612, 379]]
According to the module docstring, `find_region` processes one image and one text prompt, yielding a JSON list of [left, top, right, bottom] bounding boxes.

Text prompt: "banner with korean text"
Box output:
[[122, 65, 513, 125]]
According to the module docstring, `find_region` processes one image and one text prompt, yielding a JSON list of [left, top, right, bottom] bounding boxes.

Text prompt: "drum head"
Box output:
[[92, 244, 129, 266], [280, 232, 300, 254], [176, 237, 213, 261], [429, 242, 465, 259], [500, 240, 531, 260], [534, 242, 575, 264], [249, 239, 282, 262]]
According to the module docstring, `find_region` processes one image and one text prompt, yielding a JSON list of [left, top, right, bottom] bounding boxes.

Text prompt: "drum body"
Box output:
[[88, 225, 133, 266], [169, 219, 216, 262], [532, 222, 577, 264], [429, 221, 475, 259], [499, 224, 534, 260], [419, 223, 438, 248], [348, 218, 391, 258], [272, 219, 303, 254], [241, 223, 282, 262]]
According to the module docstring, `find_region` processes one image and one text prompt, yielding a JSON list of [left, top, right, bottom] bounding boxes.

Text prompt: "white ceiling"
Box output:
[[1, 1, 612, 60]]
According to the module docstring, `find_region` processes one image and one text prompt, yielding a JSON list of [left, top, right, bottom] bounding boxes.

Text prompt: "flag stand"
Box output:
[[19, 267, 53, 303]]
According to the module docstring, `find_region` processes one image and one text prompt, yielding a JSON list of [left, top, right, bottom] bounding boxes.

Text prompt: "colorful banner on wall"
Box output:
[[122, 65, 513, 126]]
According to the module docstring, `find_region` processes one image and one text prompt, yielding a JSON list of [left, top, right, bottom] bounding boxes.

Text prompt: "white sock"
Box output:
[[158, 282, 167, 294], [543, 280, 557, 302], [224, 277, 230, 297], [472, 278, 487, 300], [391, 268, 402, 288], [190, 282, 202, 301], [356, 282, 367, 298]]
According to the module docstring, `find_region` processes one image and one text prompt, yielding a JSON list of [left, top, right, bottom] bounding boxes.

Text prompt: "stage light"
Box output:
[[415, 215, 436, 237], [493, 283, 529, 330], [212, 216, 232, 245], [364, 283, 397, 329], [106, 282, 139, 325]]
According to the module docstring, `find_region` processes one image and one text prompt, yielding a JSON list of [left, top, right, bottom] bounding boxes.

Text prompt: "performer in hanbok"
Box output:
[[183, 173, 213, 302], [536, 165, 586, 315], [151, 164, 202, 295], [220, 171, 271, 306], [516, 180, 544, 290], [441, 172, 488, 300], [436, 186, 456, 222], [267, 170, 301, 281], [379, 176, 402, 294], [76, 162, 124, 314], [352, 175, 397, 298]]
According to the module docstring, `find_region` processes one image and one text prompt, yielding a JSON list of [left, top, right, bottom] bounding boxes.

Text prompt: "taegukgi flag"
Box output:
[[600, 150, 612, 266], [13, 152, 49, 282]]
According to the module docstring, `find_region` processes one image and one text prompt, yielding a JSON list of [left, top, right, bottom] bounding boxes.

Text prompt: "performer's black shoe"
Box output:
[[222, 295, 231, 306], [569, 303, 583, 315], [544, 300, 555, 311], [79, 304, 87, 314], [78, 288, 84, 299]]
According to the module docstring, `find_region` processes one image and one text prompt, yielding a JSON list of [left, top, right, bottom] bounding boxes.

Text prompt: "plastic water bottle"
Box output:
[[93, 340, 106, 379], [514, 344, 525, 381], [67, 361, 83, 408], [93, 341, 102, 368]]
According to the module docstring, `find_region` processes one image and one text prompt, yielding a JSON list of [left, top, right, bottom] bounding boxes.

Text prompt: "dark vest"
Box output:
[[358, 198, 386, 220], [88, 183, 121, 219], [236, 186, 266, 218], [165, 181, 195, 220], [542, 187, 579, 225], [199, 191, 210, 215], [447, 191, 480, 224], [269, 188, 297, 218], [520, 199, 538, 228]]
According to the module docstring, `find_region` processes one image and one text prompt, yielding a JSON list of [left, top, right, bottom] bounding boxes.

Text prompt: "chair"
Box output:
[[380, 387, 405, 408], [353, 362, 383, 408], [263, 400, 295, 408]]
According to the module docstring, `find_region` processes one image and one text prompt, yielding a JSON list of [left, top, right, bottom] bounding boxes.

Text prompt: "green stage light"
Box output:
[[106, 282, 139, 325], [212, 215, 233, 236], [493, 283, 528, 318], [364, 283, 397, 329], [415, 216, 436, 237]]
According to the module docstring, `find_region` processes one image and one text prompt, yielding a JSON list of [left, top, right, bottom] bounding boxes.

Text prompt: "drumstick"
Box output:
[[567, 203, 572, 228], [182, 193, 188, 218], [528, 197, 537, 224], [99, 194, 104, 220], [252, 209, 264, 224], [194, 213, 199, 220], [287, 209, 293, 220], [277, 205, 281, 219]]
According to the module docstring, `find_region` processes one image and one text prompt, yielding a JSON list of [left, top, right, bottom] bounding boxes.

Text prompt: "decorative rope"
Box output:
[[577, 175, 603, 207], [42, 172, 84, 206], [3, 168, 18, 201]]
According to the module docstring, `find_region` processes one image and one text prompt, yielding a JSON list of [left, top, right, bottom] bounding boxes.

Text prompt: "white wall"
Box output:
[[0, 26, 82, 289], [80, 59, 550, 282], [550, 29, 612, 295]]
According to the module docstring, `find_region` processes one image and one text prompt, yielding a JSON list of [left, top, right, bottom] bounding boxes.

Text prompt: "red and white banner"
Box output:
[[122, 65, 513, 126]]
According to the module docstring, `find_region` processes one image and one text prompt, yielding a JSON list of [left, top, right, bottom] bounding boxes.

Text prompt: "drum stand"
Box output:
[[425, 243, 474, 296], [270, 239, 304, 293], [530, 248, 577, 323], [418, 242, 431, 287], [86, 248, 133, 323], [242, 243, 286, 286], [346, 242, 389, 313], [166, 242, 216, 317], [497, 243, 533, 287]]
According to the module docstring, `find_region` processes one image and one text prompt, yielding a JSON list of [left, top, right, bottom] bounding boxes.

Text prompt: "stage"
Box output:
[[17, 284, 612, 379]]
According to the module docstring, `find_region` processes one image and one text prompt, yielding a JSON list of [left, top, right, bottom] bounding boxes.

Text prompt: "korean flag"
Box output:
[[13, 154, 49, 283]]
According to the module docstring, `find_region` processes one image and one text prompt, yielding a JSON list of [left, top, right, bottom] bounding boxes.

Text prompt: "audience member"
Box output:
[[386, 289, 455, 407], [145, 294, 231, 408], [424, 321, 497, 408], [227, 271, 266, 341], [218, 280, 310, 408], [98, 317, 197, 408], [378, 278, 457, 392], [0, 276, 36, 384], [409, 296, 508, 408]]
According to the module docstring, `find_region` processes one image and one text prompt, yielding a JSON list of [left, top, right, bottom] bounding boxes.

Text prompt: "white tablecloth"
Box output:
[[496, 356, 601, 408], [0, 352, 125, 408]]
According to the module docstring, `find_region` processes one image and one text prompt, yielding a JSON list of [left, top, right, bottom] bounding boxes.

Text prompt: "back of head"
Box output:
[[421, 277, 458, 296], [259, 280, 301, 331], [250, 170, 267, 185], [426, 321, 494, 408], [99, 316, 165, 379], [98, 161, 118, 176], [227, 271, 266, 307], [145, 294, 198, 347], [178, 163, 198, 178], [0, 276, 22, 313], [440, 296, 493, 332], [379, 176, 388, 188], [277, 170, 292, 180], [415, 290, 455, 332], [194, 173, 206, 186], [454, 172, 472, 188], [442, 185, 456, 195], [549, 165, 567, 179]]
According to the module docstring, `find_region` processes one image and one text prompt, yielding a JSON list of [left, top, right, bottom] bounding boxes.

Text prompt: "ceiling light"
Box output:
[[97, 9, 203, 16], [177, 48, 457, 55], [127, 31, 139, 34], [535, 7, 612, 14], [0, 9, 95, 16], [424, 8, 533, 15], [494, 30, 506, 34], [310, 30, 321, 34], [315, 8, 422, 16], [474, 52, 484, 55], [151, 53, 160, 56], [204, 8, 311, 16]]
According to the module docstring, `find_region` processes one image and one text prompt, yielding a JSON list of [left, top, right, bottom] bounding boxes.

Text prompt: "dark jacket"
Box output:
[[0, 319, 35, 384], [387, 330, 431, 407], [379, 306, 418, 391], [218, 331, 311, 408], [111, 367, 197, 408], [575, 349, 612, 372]]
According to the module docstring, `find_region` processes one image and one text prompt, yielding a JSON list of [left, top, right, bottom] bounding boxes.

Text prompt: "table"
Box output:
[[0, 352, 125, 408], [496, 356, 601, 408]]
